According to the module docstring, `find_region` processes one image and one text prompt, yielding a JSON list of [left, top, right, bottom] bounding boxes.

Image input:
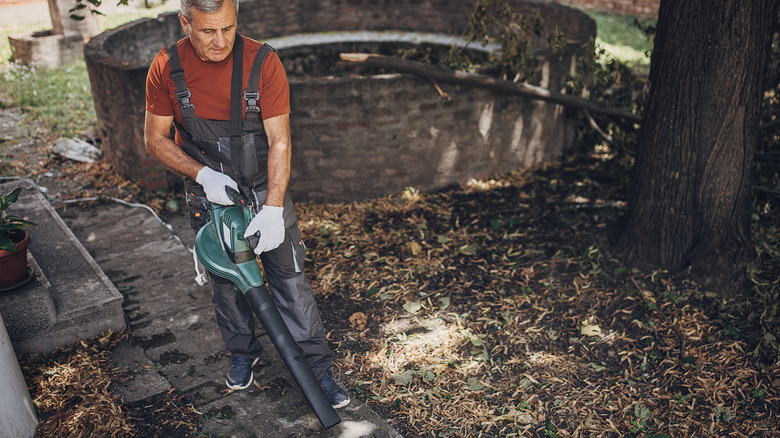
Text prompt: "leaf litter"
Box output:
[[297, 150, 779, 437], [10, 130, 779, 437], [18, 331, 200, 437]]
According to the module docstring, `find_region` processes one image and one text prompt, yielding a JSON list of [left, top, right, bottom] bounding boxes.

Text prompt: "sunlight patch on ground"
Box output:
[[525, 351, 561, 366], [463, 178, 510, 193], [373, 316, 467, 375], [401, 187, 424, 203]]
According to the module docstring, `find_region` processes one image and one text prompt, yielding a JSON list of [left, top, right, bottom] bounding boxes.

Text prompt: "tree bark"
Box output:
[[47, 0, 100, 37], [614, 0, 779, 294]]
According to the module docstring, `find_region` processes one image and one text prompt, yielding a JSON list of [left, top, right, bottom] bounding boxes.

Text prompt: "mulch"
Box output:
[[19, 331, 199, 437], [297, 150, 779, 437]]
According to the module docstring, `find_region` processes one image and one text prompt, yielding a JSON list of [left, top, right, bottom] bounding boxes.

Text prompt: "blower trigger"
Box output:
[[246, 231, 261, 250]]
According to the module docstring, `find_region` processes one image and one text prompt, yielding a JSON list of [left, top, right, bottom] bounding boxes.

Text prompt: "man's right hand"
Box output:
[[195, 166, 238, 205]]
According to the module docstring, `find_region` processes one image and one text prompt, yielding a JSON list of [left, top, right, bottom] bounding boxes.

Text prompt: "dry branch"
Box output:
[[339, 52, 642, 123]]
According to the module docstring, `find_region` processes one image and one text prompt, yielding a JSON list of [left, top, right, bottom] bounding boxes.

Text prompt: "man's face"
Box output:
[[179, 2, 237, 63]]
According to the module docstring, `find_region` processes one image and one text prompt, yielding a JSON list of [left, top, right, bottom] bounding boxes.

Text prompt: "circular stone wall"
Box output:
[[85, 0, 595, 202]]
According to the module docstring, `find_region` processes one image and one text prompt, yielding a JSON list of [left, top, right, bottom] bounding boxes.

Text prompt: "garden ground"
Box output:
[[5, 106, 778, 436]]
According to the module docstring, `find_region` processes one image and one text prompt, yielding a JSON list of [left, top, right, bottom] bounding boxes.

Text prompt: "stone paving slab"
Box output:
[[111, 342, 171, 404], [58, 201, 402, 438]]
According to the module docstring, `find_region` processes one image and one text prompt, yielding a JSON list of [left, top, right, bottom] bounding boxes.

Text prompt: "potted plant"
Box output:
[[0, 187, 36, 288]]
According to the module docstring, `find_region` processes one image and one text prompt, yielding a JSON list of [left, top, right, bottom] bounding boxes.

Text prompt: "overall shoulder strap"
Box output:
[[229, 35, 248, 187], [244, 43, 276, 118], [167, 42, 197, 124]]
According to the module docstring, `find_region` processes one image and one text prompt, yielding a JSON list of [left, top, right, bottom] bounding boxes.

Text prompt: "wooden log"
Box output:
[[339, 53, 642, 124]]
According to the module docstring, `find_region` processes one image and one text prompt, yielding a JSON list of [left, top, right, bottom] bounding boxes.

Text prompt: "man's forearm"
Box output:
[[265, 139, 290, 207], [146, 135, 203, 181]]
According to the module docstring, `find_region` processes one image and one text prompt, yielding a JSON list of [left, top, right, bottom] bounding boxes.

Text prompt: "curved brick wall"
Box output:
[[85, 0, 595, 202]]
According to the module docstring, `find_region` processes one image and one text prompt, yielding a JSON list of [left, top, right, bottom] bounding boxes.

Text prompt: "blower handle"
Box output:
[[225, 186, 262, 250], [245, 232, 261, 249], [225, 186, 250, 209]]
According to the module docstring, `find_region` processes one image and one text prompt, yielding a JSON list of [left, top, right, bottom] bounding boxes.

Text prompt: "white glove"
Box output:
[[195, 166, 238, 205], [244, 205, 285, 254]]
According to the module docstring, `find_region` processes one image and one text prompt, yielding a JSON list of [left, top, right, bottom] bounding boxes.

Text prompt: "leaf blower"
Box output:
[[194, 186, 341, 430]]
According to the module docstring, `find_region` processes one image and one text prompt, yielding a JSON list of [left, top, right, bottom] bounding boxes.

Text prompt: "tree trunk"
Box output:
[[614, 0, 779, 294], [47, 0, 100, 37]]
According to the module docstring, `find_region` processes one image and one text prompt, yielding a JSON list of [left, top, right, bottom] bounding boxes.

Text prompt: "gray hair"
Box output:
[[180, 0, 238, 20]]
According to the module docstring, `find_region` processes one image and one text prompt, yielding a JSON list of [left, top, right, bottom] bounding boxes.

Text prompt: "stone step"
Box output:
[[0, 181, 126, 355]]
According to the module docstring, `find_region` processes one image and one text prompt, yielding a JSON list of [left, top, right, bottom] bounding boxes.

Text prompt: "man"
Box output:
[[143, 0, 349, 409]]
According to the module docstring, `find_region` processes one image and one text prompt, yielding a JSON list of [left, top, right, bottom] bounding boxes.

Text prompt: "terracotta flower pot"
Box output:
[[0, 230, 30, 288]]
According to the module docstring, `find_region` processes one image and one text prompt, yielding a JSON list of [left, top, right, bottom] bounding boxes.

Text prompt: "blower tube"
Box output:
[[243, 283, 341, 429]]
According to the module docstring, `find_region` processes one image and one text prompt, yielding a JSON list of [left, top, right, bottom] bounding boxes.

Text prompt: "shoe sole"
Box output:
[[226, 371, 253, 390], [225, 357, 261, 390], [332, 397, 350, 409]]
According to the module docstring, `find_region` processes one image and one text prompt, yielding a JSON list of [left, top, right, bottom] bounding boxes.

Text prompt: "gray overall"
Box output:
[[168, 36, 333, 379]]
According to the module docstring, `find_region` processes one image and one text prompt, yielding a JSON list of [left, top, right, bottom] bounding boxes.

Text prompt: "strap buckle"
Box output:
[[244, 90, 260, 112], [175, 88, 191, 101], [176, 89, 194, 110]]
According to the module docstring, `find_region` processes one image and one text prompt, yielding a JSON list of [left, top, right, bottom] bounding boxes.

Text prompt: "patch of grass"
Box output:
[[586, 11, 655, 71], [0, 3, 178, 137], [0, 61, 96, 138]]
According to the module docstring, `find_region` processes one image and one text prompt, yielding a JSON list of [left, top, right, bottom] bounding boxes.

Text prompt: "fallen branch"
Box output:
[[583, 109, 613, 144], [753, 185, 780, 198], [339, 52, 642, 124]]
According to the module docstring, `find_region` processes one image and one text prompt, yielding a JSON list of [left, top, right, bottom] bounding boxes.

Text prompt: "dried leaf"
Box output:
[[403, 300, 422, 314], [349, 312, 367, 330], [458, 243, 478, 256], [580, 323, 602, 337], [393, 370, 415, 386]]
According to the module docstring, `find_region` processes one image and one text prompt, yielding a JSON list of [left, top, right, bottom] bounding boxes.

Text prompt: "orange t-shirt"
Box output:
[[145, 36, 290, 135]]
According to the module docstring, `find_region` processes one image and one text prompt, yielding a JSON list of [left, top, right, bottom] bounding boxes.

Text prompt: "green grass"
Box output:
[[586, 11, 655, 71], [1, 61, 95, 137]]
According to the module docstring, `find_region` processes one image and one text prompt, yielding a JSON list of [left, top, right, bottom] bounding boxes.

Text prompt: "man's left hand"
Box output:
[[244, 205, 285, 254]]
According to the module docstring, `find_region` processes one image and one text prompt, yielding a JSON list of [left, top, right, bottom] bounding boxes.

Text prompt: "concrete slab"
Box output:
[[0, 181, 126, 354], [59, 201, 402, 437], [111, 341, 171, 404]]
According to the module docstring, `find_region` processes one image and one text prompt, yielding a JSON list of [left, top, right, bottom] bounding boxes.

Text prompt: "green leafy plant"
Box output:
[[454, 0, 567, 82], [68, 0, 129, 20], [0, 187, 36, 253]]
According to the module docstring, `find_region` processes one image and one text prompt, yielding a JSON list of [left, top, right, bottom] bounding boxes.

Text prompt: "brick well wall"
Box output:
[[85, 0, 596, 202]]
